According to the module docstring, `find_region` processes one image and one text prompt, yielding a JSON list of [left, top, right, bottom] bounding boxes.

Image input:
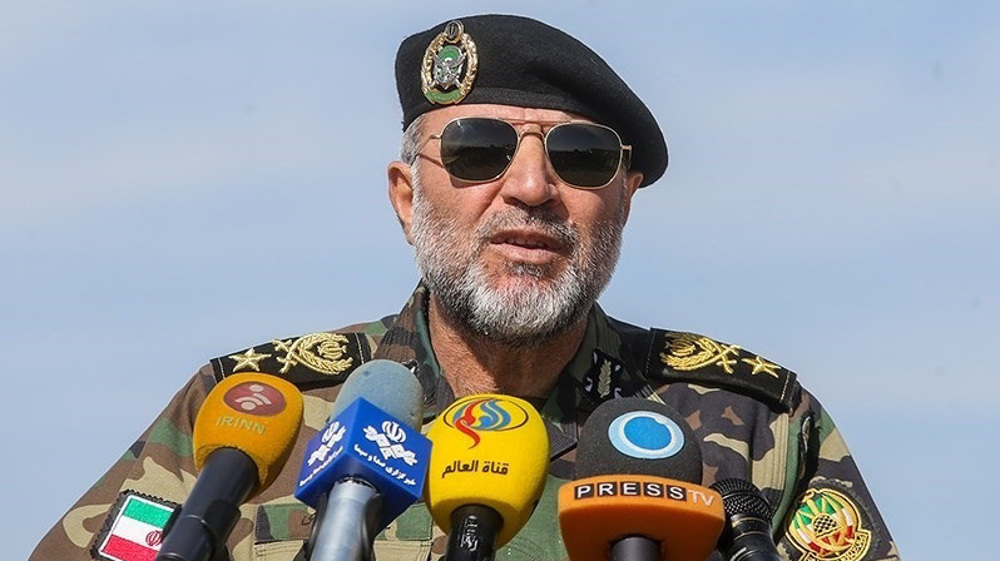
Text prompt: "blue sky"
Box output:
[[3, 2, 996, 559]]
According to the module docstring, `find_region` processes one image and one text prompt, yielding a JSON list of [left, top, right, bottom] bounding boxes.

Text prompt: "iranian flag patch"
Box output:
[[92, 491, 178, 561]]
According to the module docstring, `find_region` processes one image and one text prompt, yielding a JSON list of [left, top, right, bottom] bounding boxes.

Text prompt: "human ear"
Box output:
[[387, 161, 416, 245], [621, 171, 643, 222]]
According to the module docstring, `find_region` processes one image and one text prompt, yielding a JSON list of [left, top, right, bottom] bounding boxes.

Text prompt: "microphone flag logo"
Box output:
[[442, 396, 530, 448], [607, 410, 685, 460], [364, 420, 419, 466], [222, 380, 287, 416], [294, 398, 431, 529]]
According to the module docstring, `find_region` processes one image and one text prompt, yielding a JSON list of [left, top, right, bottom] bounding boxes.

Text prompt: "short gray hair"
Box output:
[[399, 114, 427, 164]]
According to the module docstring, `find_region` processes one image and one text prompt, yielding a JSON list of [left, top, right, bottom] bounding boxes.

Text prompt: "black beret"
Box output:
[[395, 14, 668, 187]]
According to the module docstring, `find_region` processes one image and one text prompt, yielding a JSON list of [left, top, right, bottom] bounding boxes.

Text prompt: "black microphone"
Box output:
[[156, 374, 304, 561], [710, 479, 782, 561], [294, 360, 430, 561]]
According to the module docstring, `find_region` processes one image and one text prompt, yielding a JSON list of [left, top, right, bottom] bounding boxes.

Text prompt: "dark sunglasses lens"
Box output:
[[439, 118, 518, 182], [546, 124, 623, 187]]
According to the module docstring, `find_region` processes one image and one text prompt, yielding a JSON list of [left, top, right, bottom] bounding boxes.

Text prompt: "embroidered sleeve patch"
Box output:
[[211, 332, 372, 389], [787, 487, 873, 561], [646, 330, 798, 412], [91, 491, 178, 561]]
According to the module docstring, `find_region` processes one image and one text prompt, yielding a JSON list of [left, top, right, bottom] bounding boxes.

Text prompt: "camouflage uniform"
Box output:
[[32, 284, 899, 561]]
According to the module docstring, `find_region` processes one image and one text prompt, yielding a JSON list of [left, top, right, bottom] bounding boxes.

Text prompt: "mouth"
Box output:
[[487, 228, 570, 264]]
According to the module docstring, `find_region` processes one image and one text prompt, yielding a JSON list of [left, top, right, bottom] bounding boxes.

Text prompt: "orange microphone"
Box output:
[[425, 394, 548, 561], [156, 374, 304, 561], [558, 398, 725, 561]]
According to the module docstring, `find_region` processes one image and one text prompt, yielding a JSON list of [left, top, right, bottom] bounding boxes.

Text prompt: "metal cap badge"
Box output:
[[421, 20, 478, 105]]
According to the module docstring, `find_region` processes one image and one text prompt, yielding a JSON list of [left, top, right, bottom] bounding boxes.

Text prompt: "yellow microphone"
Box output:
[[191, 373, 303, 491], [157, 374, 304, 561], [425, 394, 548, 561]]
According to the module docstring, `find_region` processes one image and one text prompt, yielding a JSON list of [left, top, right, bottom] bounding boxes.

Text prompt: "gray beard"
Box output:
[[409, 179, 626, 347]]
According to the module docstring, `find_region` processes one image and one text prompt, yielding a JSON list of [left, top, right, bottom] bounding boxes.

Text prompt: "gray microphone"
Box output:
[[298, 360, 425, 561]]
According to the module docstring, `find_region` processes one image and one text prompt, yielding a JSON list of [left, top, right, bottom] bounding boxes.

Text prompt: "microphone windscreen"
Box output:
[[560, 398, 724, 561], [711, 478, 772, 520], [193, 373, 304, 492], [576, 397, 701, 482], [328, 359, 423, 429], [425, 394, 549, 546]]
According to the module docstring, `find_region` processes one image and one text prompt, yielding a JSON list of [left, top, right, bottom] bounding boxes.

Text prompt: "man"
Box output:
[[32, 14, 898, 561]]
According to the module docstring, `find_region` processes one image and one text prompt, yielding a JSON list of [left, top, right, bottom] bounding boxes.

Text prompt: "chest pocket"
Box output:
[[489, 474, 567, 561], [250, 502, 436, 561], [375, 503, 437, 561], [251, 502, 311, 561], [250, 475, 569, 561]]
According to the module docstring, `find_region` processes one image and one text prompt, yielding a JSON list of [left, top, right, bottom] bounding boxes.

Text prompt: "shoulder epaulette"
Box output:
[[210, 331, 374, 390], [645, 329, 799, 412]]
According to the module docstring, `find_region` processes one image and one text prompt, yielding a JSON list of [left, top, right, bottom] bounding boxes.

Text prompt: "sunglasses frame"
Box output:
[[417, 117, 632, 190]]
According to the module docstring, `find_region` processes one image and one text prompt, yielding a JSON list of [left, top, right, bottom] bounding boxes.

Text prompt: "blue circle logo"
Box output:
[[607, 411, 685, 459]]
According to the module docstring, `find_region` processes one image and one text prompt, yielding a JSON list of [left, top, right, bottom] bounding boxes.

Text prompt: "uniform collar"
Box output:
[[372, 283, 654, 459]]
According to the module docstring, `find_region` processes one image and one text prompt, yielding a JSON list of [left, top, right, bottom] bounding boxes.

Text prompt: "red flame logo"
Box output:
[[443, 397, 529, 448]]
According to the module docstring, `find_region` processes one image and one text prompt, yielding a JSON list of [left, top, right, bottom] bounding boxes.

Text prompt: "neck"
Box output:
[[427, 295, 588, 399]]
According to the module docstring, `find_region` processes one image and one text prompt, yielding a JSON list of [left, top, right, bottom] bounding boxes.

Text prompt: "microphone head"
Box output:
[[193, 373, 304, 493], [710, 479, 778, 559], [329, 359, 423, 428], [711, 478, 772, 520], [558, 398, 724, 561], [425, 394, 549, 547], [576, 397, 701, 482], [295, 361, 431, 530]]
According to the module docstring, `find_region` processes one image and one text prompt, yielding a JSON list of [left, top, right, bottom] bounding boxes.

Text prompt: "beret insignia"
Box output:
[[397, 15, 668, 186], [211, 332, 373, 390], [787, 487, 873, 561], [646, 329, 798, 412], [421, 20, 478, 105]]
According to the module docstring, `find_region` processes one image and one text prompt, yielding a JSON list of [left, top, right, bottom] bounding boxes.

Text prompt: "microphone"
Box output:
[[156, 373, 304, 561], [294, 360, 431, 561], [425, 394, 549, 561], [558, 398, 725, 561], [710, 479, 782, 561]]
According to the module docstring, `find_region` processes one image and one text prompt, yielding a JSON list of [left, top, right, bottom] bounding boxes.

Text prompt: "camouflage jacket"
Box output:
[[32, 284, 899, 561]]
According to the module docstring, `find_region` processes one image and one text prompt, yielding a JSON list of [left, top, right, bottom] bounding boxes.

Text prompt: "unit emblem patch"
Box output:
[[788, 488, 872, 561], [91, 491, 178, 561]]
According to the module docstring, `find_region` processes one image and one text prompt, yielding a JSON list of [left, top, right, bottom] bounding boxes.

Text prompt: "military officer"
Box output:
[[31, 14, 899, 561]]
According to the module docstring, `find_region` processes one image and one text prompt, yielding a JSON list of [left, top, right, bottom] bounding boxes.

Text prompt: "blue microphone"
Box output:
[[294, 360, 430, 561]]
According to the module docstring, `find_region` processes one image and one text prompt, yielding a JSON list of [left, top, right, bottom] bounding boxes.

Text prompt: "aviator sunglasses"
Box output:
[[420, 117, 632, 189]]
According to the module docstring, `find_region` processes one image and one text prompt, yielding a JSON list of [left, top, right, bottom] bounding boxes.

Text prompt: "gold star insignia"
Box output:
[[229, 348, 271, 372], [741, 356, 780, 378]]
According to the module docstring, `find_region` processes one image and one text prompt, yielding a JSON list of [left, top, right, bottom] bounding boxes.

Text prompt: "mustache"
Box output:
[[474, 206, 578, 248]]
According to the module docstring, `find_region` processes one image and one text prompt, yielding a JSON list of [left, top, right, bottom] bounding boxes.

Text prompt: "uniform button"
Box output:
[[431, 535, 448, 555]]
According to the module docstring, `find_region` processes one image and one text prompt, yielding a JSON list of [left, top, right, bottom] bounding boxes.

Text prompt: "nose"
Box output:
[[497, 131, 560, 207]]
